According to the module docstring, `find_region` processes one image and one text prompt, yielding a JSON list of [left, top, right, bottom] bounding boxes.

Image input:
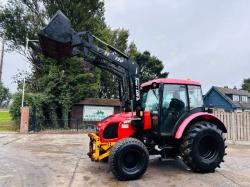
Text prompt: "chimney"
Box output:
[[233, 86, 237, 90]]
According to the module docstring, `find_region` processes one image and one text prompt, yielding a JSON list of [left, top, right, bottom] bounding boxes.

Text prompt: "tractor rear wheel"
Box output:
[[180, 122, 226, 173], [109, 138, 149, 181]]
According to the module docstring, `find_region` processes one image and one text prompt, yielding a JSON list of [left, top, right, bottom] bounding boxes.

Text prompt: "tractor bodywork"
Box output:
[[88, 78, 227, 162]]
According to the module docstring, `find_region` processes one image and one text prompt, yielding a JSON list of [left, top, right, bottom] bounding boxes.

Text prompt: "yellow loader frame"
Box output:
[[88, 133, 116, 161]]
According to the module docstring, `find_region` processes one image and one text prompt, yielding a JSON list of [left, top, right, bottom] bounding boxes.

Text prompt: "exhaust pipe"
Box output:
[[38, 10, 81, 60]]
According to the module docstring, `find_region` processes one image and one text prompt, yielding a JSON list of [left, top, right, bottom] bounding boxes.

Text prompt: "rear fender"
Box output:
[[175, 112, 227, 139]]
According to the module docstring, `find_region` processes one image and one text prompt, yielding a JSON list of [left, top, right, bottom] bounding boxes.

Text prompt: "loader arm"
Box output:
[[38, 10, 141, 113]]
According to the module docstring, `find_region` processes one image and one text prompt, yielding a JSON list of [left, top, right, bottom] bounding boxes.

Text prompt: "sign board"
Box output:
[[83, 105, 114, 121]]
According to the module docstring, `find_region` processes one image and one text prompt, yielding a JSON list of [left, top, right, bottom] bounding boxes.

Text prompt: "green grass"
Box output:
[[0, 111, 18, 131]]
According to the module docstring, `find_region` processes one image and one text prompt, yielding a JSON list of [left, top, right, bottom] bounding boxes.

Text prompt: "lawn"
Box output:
[[0, 111, 18, 131]]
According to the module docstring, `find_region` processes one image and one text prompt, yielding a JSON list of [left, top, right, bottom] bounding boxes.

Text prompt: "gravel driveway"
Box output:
[[0, 133, 250, 187]]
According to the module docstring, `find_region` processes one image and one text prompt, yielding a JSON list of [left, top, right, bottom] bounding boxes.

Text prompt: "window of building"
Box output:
[[233, 95, 240, 102], [241, 96, 248, 102]]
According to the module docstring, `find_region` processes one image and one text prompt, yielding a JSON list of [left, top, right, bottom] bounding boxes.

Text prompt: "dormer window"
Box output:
[[233, 95, 240, 101], [241, 96, 248, 102]]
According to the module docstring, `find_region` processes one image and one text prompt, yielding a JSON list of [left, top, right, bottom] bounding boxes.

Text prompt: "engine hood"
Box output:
[[96, 111, 138, 143], [110, 112, 136, 119], [97, 112, 136, 127]]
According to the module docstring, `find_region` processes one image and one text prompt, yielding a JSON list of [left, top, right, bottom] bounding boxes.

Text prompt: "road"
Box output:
[[0, 133, 250, 187]]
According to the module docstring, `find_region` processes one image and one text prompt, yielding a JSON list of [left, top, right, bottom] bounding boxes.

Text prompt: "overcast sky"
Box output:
[[1, 0, 250, 93]]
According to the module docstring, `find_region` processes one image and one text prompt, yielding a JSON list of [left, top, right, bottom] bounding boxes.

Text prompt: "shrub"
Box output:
[[10, 92, 47, 130]]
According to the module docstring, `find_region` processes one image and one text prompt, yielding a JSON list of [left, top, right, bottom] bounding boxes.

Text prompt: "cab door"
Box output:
[[160, 84, 188, 135], [141, 86, 160, 132]]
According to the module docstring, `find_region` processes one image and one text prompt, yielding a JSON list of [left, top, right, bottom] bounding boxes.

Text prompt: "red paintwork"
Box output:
[[175, 112, 224, 139], [97, 112, 137, 143], [97, 78, 207, 143], [143, 111, 151, 130], [141, 78, 201, 88]]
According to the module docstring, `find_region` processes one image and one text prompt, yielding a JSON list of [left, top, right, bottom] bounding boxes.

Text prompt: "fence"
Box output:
[[213, 111, 250, 144], [29, 111, 250, 143], [29, 118, 96, 133]]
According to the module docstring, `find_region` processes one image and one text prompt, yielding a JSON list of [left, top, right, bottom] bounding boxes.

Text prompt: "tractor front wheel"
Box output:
[[180, 122, 226, 173], [109, 138, 149, 181]]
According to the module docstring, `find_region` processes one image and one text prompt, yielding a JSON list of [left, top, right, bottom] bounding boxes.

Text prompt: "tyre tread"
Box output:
[[180, 121, 227, 173], [109, 138, 149, 181]]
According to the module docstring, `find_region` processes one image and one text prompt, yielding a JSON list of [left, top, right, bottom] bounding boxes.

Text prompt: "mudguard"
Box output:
[[175, 112, 227, 139]]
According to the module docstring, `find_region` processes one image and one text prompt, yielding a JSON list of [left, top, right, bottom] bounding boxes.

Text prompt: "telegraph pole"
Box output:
[[21, 37, 39, 107], [0, 37, 4, 82], [20, 37, 38, 134]]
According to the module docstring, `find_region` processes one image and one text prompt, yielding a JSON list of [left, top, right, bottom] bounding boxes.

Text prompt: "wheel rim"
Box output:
[[198, 135, 219, 161], [120, 149, 144, 173]]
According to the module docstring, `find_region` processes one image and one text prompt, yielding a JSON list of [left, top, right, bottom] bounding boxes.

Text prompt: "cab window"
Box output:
[[162, 84, 188, 111], [188, 85, 204, 109], [141, 88, 159, 112]]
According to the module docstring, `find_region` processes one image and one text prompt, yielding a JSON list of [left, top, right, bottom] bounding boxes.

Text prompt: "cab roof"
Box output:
[[141, 78, 201, 88]]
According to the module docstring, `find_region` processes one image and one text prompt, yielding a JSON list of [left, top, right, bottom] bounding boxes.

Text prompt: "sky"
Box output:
[[1, 0, 250, 93]]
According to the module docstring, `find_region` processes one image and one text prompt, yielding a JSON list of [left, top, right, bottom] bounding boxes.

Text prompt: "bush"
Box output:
[[0, 82, 11, 108], [10, 92, 47, 130]]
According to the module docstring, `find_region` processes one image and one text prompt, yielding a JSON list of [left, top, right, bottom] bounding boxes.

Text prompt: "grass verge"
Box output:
[[0, 111, 19, 131]]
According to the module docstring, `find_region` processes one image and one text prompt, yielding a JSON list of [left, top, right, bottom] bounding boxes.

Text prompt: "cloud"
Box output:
[[2, 0, 250, 93], [105, 0, 250, 92]]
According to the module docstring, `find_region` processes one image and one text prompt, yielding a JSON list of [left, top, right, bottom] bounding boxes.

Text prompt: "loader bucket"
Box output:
[[38, 10, 76, 60]]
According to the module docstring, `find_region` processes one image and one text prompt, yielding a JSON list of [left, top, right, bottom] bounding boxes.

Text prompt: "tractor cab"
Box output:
[[141, 78, 204, 136]]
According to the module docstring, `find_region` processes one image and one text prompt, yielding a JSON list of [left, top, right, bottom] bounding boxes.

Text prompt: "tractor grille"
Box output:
[[103, 123, 118, 139]]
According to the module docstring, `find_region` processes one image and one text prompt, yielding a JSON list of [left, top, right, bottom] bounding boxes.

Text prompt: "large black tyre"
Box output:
[[180, 121, 226, 173], [109, 138, 149, 181]]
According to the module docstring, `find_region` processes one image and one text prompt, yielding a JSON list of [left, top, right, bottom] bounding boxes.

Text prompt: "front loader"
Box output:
[[38, 10, 227, 181]]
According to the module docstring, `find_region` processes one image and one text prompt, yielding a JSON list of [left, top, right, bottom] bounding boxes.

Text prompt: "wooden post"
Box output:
[[231, 112, 236, 144], [20, 106, 29, 134]]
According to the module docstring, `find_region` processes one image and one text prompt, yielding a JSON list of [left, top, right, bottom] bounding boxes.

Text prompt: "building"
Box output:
[[204, 86, 250, 112], [70, 98, 122, 128]]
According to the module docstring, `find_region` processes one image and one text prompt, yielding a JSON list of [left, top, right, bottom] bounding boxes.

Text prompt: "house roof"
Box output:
[[214, 86, 250, 97], [75, 98, 121, 107], [211, 86, 250, 110]]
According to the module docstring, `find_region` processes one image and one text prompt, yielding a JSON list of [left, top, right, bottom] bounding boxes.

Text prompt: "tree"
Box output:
[[1, 0, 167, 128], [99, 29, 130, 98], [0, 0, 106, 124], [0, 0, 106, 54], [10, 92, 46, 127], [242, 78, 250, 92], [127, 43, 168, 83], [0, 82, 11, 107], [98, 31, 168, 99]]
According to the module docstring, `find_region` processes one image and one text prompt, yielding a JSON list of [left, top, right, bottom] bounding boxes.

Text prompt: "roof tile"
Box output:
[[214, 86, 250, 109]]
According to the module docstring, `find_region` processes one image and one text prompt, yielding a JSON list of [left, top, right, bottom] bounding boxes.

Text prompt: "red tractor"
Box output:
[[39, 11, 227, 181]]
